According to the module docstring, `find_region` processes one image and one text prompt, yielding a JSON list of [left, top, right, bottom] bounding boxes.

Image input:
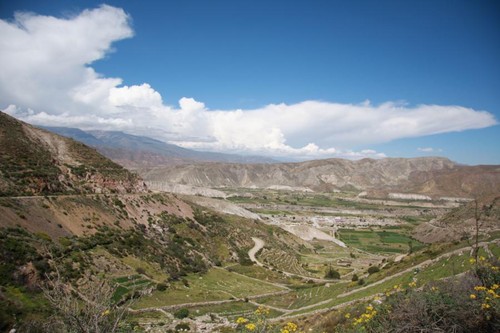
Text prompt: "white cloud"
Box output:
[[418, 147, 443, 153], [109, 84, 163, 109], [0, 5, 498, 161]]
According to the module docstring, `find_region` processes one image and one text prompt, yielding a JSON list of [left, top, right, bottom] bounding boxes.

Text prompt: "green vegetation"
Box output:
[[338, 228, 425, 254], [133, 268, 285, 309]]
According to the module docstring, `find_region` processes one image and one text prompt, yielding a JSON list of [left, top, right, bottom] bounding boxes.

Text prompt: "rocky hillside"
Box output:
[[0, 112, 146, 196], [413, 195, 500, 243], [139, 157, 500, 198]]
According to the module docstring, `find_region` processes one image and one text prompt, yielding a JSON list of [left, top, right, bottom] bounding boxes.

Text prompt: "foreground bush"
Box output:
[[328, 257, 499, 333]]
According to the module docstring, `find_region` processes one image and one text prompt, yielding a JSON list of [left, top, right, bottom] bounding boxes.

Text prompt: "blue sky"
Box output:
[[1, 1, 499, 164]]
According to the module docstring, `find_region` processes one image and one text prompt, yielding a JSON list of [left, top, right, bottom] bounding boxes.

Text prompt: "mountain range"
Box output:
[[140, 157, 500, 199], [42, 126, 277, 168], [34, 124, 500, 200]]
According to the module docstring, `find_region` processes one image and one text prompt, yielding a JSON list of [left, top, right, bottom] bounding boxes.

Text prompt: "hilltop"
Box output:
[[0, 112, 145, 196]]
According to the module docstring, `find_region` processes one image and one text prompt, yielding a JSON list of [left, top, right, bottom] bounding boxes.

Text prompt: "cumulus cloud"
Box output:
[[0, 5, 497, 160]]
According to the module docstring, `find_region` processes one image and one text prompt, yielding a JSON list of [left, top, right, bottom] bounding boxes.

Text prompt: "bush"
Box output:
[[367, 266, 380, 275], [325, 267, 341, 279], [351, 274, 359, 282], [326, 258, 500, 333], [174, 308, 190, 319], [156, 283, 168, 291]]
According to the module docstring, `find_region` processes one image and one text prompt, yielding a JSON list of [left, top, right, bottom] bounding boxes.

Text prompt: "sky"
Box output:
[[0, 0, 499, 164]]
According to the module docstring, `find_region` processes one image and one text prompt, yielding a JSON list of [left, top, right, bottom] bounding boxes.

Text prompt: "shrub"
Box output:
[[351, 273, 359, 282], [156, 283, 168, 291], [325, 267, 341, 279], [174, 308, 190, 319], [367, 266, 380, 275]]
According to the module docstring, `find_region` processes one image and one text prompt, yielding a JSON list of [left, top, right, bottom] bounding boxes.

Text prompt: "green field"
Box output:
[[338, 228, 425, 254], [133, 268, 286, 309]]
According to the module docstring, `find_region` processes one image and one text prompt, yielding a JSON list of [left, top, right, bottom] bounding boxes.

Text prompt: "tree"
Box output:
[[469, 196, 498, 262], [324, 266, 340, 279], [41, 273, 132, 333]]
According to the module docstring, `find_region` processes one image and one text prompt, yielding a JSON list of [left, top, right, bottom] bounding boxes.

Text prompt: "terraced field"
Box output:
[[259, 248, 313, 277], [133, 267, 287, 309]]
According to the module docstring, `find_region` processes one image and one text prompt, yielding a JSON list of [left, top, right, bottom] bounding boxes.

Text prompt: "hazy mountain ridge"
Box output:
[[42, 126, 277, 167], [140, 157, 500, 198]]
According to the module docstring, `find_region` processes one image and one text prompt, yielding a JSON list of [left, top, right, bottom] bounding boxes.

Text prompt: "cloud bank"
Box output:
[[1, 5, 497, 160]]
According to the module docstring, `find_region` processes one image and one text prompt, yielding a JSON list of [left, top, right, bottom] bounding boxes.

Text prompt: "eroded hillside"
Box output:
[[0, 111, 145, 196], [140, 157, 500, 198]]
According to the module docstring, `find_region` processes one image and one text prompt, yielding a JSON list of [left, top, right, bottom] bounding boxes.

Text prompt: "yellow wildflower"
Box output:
[[283, 322, 298, 332], [469, 258, 476, 264], [474, 286, 487, 291], [491, 284, 499, 290], [236, 317, 248, 325], [470, 294, 477, 300], [479, 256, 486, 261], [245, 323, 256, 331], [366, 305, 374, 312], [482, 303, 491, 310], [344, 313, 351, 319], [101, 309, 110, 316], [281, 330, 289, 333], [255, 306, 270, 316], [408, 281, 417, 288]]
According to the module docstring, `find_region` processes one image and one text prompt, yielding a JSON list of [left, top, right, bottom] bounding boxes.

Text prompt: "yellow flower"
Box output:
[[255, 306, 270, 316], [431, 286, 438, 292], [366, 305, 374, 312], [491, 284, 499, 290], [469, 258, 476, 264], [482, 303, 491, 310], [470, 294, 477, 300], [344, 313, 351, 319], [479, 256, 486, 261], [245, 323, 256, 331], [408, 281, 417, 288], [284, 322, 298, 332], [280, 330, 289, 333], [101, 309, 110, 316], [236, 317, 248, 325], [474, 286, 487, 291]]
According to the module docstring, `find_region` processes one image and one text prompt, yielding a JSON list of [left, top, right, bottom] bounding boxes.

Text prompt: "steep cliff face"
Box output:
[[0, 111, 146, 196], [139, 156, 500, 198]]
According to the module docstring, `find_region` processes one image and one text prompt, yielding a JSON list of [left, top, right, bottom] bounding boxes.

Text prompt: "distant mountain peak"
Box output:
[[41, 126, 277, 168]]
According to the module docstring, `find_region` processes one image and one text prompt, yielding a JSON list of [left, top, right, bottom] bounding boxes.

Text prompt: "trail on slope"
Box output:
[[248, 237, 265, 266]]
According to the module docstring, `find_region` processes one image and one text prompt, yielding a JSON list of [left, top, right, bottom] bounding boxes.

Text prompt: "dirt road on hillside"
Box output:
[[248, 237, 265, 266]]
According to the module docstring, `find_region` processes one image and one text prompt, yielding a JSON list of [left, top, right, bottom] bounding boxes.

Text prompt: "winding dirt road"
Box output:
[[248, 237, 265, 266]]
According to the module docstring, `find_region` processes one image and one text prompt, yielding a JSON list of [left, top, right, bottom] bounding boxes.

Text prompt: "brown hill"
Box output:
[[139, 157, 500, 198], [413, 195, 500, 243], [0, 111, 146, 196]]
